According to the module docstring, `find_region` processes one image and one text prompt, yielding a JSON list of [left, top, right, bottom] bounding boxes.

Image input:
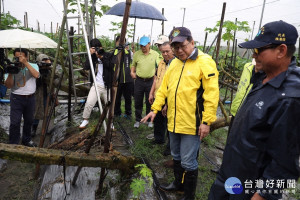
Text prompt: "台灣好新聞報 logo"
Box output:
[[224, 177, 243, 194]]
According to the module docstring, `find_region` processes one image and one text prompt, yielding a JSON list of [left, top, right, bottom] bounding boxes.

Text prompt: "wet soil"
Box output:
[[0, 102, 225, 200]]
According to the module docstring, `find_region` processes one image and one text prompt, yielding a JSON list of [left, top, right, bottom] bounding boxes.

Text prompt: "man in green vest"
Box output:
[[114, 36, 133, 119], [229, 59, 264, 132]]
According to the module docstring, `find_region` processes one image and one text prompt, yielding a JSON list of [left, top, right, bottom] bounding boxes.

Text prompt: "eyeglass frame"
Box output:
[[171, 42, 190, 51], [253, 44, 280, 55]]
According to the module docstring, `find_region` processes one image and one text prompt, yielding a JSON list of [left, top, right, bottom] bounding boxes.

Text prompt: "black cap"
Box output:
[[170, 27, 192, 44], [90, 38, 102, 48], [239, 20, 298, 49]]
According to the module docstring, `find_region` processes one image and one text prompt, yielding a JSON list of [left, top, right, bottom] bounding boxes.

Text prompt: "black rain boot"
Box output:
[[31, 124, 38, 138], [160, 160, 184, 192], [180, 169, 198, 200]]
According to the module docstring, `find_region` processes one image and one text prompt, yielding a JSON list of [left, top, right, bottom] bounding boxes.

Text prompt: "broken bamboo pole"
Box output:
[[0, 143, 139, 172], [214, 2, 226, 65], [98, 0, 132, 194], [35, 4, 68, 178], [72, 104, 110, 185]]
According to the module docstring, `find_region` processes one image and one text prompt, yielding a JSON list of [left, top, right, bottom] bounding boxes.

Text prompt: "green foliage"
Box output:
[[130, 164, 153, 198], [0, 12, 21, 29], [130, 179, 147, 198], [205, 20, 251, 42], [109, 21, 135, 39]]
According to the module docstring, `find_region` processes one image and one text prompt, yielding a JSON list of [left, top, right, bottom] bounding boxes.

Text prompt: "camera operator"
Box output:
[[31, 54, 52, 137], [4, 48, 39, 147], [79, 38, 114, 129]]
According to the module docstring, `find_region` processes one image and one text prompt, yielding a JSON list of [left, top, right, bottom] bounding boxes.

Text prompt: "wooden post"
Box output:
[[248, 21, 256, 60], [25, 12, 28, 28], [35, 8, 68, 178], [37, 21, 40, 32], [230, 18, 237, 66], [203, 32, 208, 52], [68, 26, 74, 123], [51, 21, 53, 38], [90, 0, 96, 39], [206, 34, 218, 54], [24, 15, 26, 28], [97, 0, 132, 194], [214, 2, 226, 65], [161, 8, 164, 35]]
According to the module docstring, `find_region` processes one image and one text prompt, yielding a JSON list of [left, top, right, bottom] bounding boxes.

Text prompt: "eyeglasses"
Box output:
[[172, 42, 190, 51], [253, 44, 279, 54]]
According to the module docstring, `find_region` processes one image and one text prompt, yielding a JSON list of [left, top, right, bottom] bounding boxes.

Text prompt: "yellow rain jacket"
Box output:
[[151, 49, 219, 135]]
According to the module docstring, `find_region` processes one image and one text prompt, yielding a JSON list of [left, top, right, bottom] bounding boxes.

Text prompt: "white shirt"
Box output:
[[95, 59, 104, 86], [5, 63, 39, 95]]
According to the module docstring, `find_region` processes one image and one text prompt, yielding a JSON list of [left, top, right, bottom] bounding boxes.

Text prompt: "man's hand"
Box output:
[[130, 71, 137, 79], [162, 105, 167, 117], [141, 111, 156, 124], [149, 93, 154, 104], [18, 54, 28, 65], [198, 124, 210, 140], [251, 193, 265, 200]]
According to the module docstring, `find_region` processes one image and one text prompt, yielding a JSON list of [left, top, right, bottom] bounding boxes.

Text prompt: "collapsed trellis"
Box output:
[[0, 0, 246, 197]]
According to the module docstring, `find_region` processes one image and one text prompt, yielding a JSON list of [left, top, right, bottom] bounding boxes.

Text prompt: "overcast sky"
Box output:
[[4, 0, 300, 46]]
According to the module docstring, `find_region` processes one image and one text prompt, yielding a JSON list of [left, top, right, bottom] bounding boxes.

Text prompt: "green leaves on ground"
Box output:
[[130, 164, 153, 198]]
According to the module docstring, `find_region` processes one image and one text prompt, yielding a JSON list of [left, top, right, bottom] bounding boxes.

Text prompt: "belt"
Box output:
[[136, 76, 153, 82], [13, 93, 35, 98]]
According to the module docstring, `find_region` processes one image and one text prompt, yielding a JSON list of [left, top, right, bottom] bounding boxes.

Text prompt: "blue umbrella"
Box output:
[[106, 1, 167, 42]]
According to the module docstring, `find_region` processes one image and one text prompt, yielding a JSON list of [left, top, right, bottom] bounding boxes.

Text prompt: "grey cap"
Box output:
[[36, 54, 50, 62]]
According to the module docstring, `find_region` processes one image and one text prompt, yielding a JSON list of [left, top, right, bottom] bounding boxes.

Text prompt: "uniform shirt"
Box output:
[[5, 63, 39, 95], [219, 57, 300, 200], [131, 49, 160, 78]]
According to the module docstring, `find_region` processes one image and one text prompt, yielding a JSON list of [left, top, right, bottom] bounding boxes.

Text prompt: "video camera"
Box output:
[[95, 47, 105, 55], [2, 57, 22, 74], [37, 61, 51, 76]]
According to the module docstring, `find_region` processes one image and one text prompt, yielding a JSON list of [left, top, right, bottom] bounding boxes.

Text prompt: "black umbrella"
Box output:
[[106, 1, 167, 42]]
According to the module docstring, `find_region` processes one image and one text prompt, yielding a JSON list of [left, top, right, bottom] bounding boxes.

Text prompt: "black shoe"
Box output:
[[163, 148, 171, 156], [160, 160, 184, 192], [22, 140, 37, 147], [160, 181, 184, 192]]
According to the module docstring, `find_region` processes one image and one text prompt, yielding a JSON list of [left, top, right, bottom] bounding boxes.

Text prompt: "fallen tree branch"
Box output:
[[0, 143, 140, 172]]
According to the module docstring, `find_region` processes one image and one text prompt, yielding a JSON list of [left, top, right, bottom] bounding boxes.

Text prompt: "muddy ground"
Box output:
[[0, 102, 298, 200], [0, 101, 225, 200]]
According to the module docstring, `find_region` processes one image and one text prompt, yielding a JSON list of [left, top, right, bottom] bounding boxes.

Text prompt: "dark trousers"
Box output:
[[9, 93, 35, 144], [154, 110, 167, 143], [115, 82, 133, 116], [134, 78, 153, 122]]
